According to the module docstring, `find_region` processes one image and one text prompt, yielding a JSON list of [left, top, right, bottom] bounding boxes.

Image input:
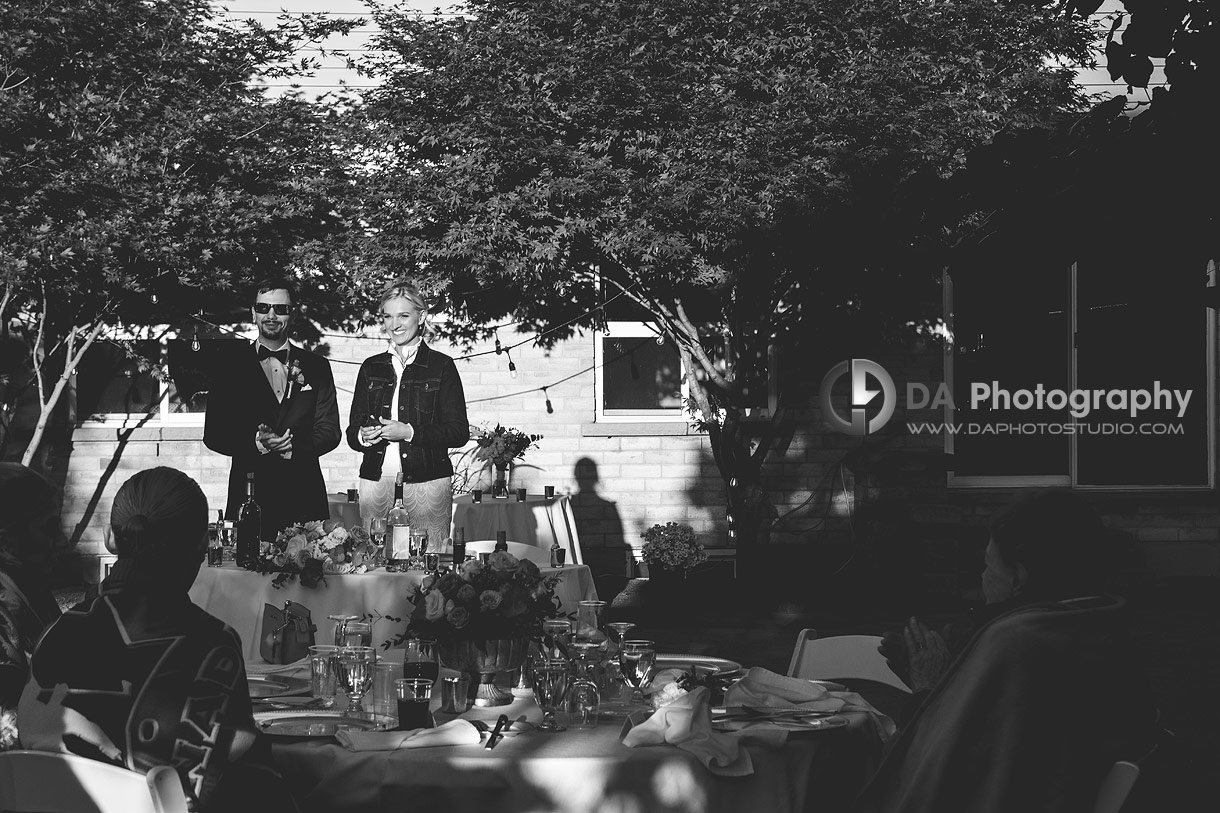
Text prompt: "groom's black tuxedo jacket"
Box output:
[[203, 343, 341, 537]]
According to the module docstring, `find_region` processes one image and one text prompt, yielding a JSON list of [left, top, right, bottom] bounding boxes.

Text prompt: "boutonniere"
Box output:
[[286, 359, 311, 398]]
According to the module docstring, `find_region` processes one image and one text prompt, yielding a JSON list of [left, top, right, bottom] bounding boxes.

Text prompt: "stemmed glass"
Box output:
[[336, 646, 377, 715], [619, 640, 656, 705], [369, 517, 387, 566], [532, 657, 569, 732], [329, 614, 361, 647], [606, 622, 636, 650]]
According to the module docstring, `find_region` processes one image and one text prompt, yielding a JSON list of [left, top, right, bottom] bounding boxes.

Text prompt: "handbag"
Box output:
[[260, 600, 318, 664]]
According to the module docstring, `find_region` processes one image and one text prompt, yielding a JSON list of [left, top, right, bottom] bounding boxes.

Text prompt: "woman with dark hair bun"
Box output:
[[19, 467, 274, 811], [0, 463, 63, 749]]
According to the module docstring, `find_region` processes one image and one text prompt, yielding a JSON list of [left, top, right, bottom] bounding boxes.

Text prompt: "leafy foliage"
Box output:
[[0, 0, 366, 461]]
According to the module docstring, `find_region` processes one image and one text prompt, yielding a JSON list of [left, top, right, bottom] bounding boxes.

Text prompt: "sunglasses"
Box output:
[[253, 303, 292, 315]]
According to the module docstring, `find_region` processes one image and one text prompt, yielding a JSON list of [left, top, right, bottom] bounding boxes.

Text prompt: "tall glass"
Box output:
[[329, 614, 362, 647], [402, 638, 439, 687], [568, 642, 601, 730], [336, 646, 377, 714], [369, 517, 387, 565], [619, 640, 656, 705], [308, 645, 340, 708], [574, 600, 608, 650], [342, 621, 373, 648], [395, 678, 435, 730], [532, 658, 569, 732]]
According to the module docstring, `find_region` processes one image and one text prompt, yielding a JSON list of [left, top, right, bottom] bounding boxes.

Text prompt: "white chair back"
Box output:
[[465, 540, 554, 566], [786, 629, 912, 693], [0, 750, 189, 813]]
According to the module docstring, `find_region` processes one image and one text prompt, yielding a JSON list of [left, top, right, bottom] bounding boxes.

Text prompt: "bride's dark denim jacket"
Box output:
[[345, 342, 470, 483]]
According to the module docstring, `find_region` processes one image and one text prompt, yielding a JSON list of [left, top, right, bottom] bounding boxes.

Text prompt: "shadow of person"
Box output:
[[568, 457, 630, 603]]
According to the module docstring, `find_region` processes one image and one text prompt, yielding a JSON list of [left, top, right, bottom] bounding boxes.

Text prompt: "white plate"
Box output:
[[713, 715, 848, 735], [653, 654, 743, 677], [247, 674, 311, 699], [254, 710, 394, 737]]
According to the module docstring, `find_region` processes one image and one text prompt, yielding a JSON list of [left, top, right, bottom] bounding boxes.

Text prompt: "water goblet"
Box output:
[[606, 622, 636, 650], [619, 640, 657, 705], [568, 642, 602, 730], [336, 646, 377, 714], [541, 618, 571, 660], [329, 614, 361, 647], [343, 621, 373, 648], [532, 658, 569, 732]]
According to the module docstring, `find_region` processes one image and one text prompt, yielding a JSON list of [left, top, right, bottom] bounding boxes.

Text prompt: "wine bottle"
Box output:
[[387, 472, 410, 560], [235, 472, 261, 569], [451, 526, 466, 567], [494, 530, 508, 552]]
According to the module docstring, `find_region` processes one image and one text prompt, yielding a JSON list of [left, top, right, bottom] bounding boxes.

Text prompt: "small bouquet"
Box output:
[[396, 550, 562, 643], [257, 519, 374, 588], [641, 522, 708, 573], [471, 423, 543, 467]]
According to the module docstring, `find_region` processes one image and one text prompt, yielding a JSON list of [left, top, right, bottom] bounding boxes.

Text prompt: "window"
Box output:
[[594, 322, 687, 422], [77, 334, 207, 424], [945, 245, 1214, 489]]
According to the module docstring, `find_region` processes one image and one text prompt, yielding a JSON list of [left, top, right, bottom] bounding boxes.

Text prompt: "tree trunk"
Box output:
[[21, 323, 104, 468]]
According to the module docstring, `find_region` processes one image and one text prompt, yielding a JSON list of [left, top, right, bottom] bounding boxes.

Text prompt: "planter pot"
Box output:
[[436, 637, 530, 707]]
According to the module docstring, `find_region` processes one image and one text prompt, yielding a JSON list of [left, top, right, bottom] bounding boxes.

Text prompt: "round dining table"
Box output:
[[268, 703, 882, 813]]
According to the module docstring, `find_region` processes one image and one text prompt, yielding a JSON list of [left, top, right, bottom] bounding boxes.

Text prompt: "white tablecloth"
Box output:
[[269, 708, 881, 813], [451, 493, 583, 564], [189, 563, 598, 661]]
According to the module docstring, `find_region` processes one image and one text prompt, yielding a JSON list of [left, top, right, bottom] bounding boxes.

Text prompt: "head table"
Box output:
[[189, 563, 598, 661], [269, 702, 880, 813]]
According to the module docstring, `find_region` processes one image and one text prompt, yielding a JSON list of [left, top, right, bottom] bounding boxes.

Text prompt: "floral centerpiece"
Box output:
[[641, 522, 708, 576], [471, 423, 542, 498], [396, 550, 562, 705], [257, 519, 374, 588]]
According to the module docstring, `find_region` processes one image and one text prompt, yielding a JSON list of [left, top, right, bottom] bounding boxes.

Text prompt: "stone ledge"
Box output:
[[580, 422, 697, 437]]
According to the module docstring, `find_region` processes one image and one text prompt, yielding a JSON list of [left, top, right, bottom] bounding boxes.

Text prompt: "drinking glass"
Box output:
[[410, 531, 428, 558], [369, 517, 387, 565], [532, 658, 569, 732], [395, 678, 435, 730], [606, 622, 636, 649], [619, 640, 656, 704], [329, 614, 361, 647], [336, 646, 377, 714], [568, 644, 601, 730], [402, 638, 439, 686], [308, 645, 340, 708], [541, 618, 571, 660], [371, 661, 404, 717], [343, 621, 373, 648]]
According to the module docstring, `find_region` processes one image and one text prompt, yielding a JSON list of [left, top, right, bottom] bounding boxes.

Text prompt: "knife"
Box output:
[[485, 714, 509, 749]]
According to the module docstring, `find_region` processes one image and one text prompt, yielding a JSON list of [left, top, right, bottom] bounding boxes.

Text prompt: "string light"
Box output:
[[542, 386, 553, 414], [506, 348, 517, 378], [494, 330, 503, 355]]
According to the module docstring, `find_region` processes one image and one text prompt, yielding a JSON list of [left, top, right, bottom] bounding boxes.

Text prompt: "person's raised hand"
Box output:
[[903, 617, 951, 693]]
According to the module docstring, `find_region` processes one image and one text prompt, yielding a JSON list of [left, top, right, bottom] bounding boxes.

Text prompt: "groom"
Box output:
[[204, 278, 341, 538]]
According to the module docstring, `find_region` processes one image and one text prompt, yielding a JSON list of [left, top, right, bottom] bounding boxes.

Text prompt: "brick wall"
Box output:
[[51, 327, 1220, 585]]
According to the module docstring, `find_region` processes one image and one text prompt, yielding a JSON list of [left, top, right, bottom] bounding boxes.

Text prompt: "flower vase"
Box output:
[[491, 462, 512, 499], [437, 637, 529, 707]]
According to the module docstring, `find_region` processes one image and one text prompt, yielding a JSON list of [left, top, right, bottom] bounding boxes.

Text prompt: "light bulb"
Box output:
[[190, 336, 201, 352], [545, 397, 554, 414], [508, 360, 517, 378]]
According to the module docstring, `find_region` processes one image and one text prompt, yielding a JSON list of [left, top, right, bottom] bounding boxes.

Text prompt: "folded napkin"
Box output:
[[335, 719, 482, 751], [621, 686, 787, 776], [724, 667, 896, 740]]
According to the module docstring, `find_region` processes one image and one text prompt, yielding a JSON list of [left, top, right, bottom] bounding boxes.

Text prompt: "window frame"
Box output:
[[593, 321, 690, 423], [80, 329, 208, 427], [944, 265, 1215, 490]]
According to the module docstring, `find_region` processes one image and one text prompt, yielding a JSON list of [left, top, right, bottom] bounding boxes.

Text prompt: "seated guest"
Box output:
[[18, 467, 259, 810], [0, 463, 63, 749], [858, 490, 1158, 813]]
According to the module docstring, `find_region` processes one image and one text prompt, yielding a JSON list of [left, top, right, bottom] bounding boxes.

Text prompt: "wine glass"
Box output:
[[329, 614, 361, 647], [336, 646, 377, 714], [531, 658, 569, 732], [369, 517, 387, 566], [541, 618, 572, 660], [619, 640, 656, 705], [607, 622, 636, 649], [343, 621, 373, 648]]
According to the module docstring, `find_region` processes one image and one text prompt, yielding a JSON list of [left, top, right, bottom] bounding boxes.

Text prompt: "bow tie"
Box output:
[[257, 345, 288, 365]]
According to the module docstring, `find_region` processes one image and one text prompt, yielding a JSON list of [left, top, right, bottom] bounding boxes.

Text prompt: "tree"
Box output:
[[349, 0, 1095, 568], [0, 0, 364, 465]]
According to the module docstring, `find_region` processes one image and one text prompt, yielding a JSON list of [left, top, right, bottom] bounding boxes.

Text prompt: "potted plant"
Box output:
[[640, 522, 708, 580]]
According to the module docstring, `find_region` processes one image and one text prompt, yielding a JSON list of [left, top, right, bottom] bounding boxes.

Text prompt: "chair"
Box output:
[[0, 750, 189, 813], [786, 629, 912, 693], [465, 540, 554, 566]]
